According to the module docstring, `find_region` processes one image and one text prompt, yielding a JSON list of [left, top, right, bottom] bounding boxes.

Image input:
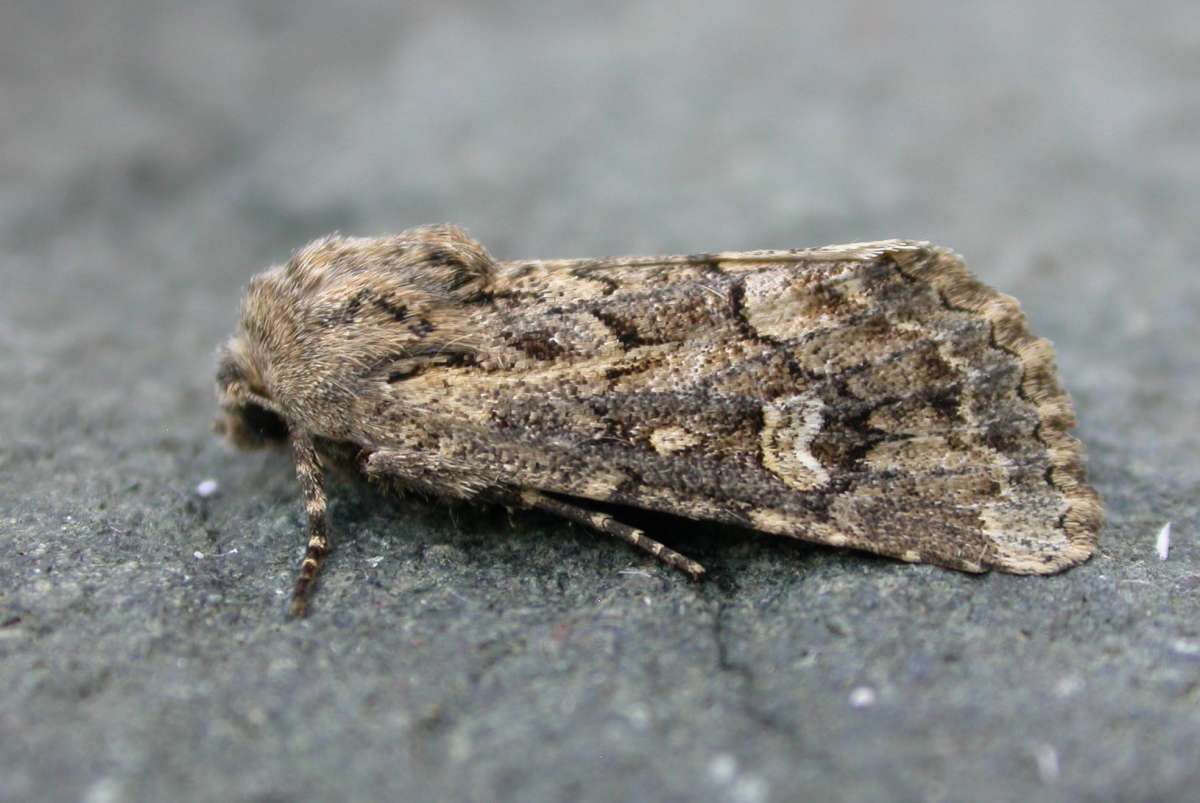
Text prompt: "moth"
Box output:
[[215, 224, 1103, 616]]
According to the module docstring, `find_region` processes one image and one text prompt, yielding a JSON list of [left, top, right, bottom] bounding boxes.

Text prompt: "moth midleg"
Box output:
[[289, 432, 329, 617], [521, 490, 705, 579]]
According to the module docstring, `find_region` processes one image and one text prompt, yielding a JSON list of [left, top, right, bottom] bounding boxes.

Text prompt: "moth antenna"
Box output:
[[289, 432, 330, 617], [522, 490, 706, 579]]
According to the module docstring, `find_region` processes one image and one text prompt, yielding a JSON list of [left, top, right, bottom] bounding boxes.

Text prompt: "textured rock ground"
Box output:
[[1, 2, 1198, 801]]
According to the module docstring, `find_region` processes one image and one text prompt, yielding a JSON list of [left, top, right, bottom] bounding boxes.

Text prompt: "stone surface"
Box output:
[[1, 2, 1197, 801]]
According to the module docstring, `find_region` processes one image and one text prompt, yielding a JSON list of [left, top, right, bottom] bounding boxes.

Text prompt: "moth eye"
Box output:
[[241, 401, 289, 441]]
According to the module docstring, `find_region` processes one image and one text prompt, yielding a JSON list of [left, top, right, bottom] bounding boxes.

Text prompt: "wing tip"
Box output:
[[888, 245, 1104, 576]]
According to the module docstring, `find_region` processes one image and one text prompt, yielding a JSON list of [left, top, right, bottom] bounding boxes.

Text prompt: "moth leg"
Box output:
[[521, 490, 705, 579], [289, 432, 329, 617]]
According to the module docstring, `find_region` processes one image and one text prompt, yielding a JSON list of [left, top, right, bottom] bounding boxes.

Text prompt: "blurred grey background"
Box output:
[[1, 1, 1198, 801]]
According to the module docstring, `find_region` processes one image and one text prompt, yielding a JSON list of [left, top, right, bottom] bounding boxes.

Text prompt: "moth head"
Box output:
[[214, 337, 290, 450]]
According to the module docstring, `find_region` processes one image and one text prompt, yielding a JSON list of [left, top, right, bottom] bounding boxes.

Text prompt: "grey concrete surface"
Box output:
[[2, 1, 1198, 801]]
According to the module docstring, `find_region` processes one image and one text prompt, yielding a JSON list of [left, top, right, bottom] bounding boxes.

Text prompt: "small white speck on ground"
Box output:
[[1156, 522, 1171, 560], [193, 551, 204, 559], [731, 775, 769, 803], [1171, 639, 1200, 656], [708, 754, 738, 784], [367, 556, 384, 567], [849, 686, 876, 707], [82, 777, 124, 803], [223, 548, 239, 556], [624, 704, 650, 730], [196, 478, 219, 498], [707, 754, 770, 802], [619, 569, 653, 578], [1053, 676, 1084, 698], [1034, 743, 1060, 783]]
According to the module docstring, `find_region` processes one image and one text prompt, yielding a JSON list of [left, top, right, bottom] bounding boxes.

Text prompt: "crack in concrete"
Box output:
[[710, 600, 805, 746]]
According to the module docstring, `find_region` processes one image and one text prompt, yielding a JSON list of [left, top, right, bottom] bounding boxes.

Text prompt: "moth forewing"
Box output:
[[216, 225, 1102, 615]]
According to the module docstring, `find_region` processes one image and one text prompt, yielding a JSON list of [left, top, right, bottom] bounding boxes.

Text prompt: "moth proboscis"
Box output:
[[215, 225, 1103, 616]]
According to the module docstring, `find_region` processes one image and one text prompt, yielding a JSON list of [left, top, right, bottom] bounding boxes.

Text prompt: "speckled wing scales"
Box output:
[[375, 240, 1101, 575]]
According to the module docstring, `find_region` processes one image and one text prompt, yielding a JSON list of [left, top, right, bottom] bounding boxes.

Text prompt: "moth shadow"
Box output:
[[327, 479, 854, 590], [528, 499, 834, 591], [328, 477, 502, 542]]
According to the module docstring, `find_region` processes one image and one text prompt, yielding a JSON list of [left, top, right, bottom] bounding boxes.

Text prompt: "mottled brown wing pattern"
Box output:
[[219, 228, 1104, 614], [363, 241, 1101, 575]]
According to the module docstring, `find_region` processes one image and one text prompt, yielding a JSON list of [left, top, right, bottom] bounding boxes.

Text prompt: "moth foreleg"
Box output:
[[521, 490, 706, 579], [289, 432, 329, 617]]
